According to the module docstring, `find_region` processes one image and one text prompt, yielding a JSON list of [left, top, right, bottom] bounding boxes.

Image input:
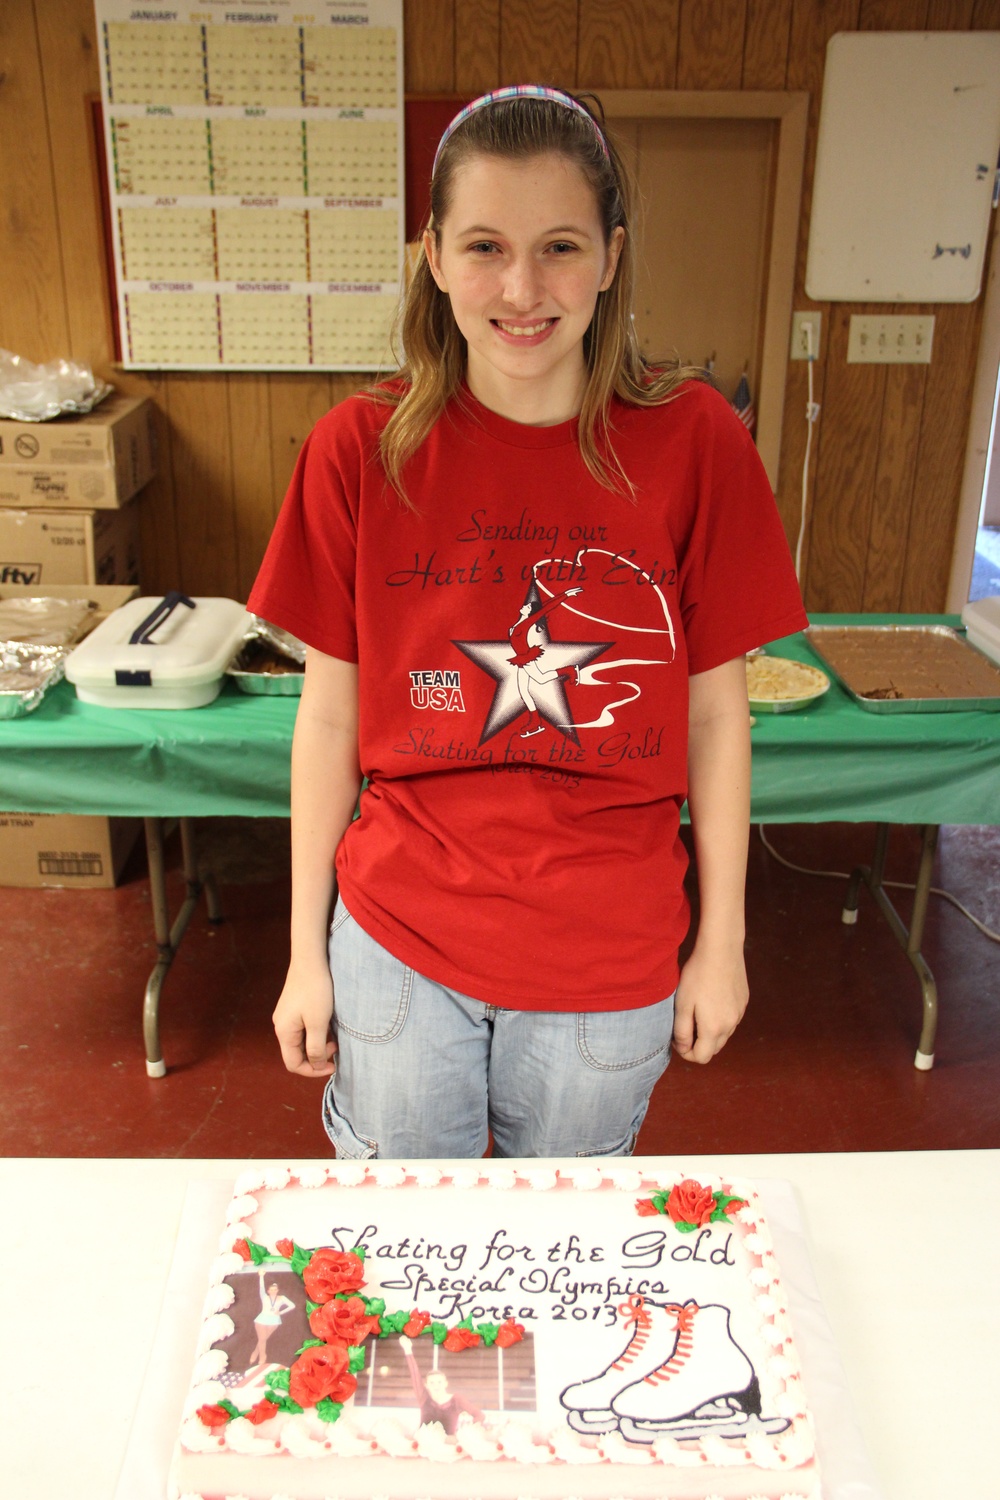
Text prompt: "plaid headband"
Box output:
[[432, 85, 610, 177]]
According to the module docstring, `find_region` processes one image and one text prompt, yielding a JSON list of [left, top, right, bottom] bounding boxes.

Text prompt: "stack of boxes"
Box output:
[[0, 394, 158, 887], [0, 393, 155, 587]]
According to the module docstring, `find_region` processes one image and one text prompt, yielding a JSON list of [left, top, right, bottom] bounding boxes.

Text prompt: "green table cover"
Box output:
[[1, 615, 997, 824]]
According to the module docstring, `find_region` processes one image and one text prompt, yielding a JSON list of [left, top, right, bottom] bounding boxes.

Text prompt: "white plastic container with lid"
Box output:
[[65, 593, 251, 708], [961, 596, 1000, 667]]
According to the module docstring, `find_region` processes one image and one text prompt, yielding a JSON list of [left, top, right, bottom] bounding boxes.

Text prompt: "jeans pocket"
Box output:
[[322, 1078, 378, 1159], [328, 904, 413, 1043], [576, 995, 674, 1072]]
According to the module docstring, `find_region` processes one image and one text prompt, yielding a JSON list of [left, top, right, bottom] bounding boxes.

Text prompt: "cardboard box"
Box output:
[[0, 812, 142, 888], [0, 395, 157, 508], [0, 505, 140, 586]]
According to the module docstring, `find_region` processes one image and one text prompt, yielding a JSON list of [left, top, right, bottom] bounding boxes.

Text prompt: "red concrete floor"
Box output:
[[0, 819, 998, 1158]]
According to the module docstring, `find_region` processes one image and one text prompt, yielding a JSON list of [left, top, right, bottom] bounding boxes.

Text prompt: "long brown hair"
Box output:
[[376, 89, 707, 503]]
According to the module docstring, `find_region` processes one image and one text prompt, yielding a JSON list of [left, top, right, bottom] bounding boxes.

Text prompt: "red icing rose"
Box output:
[[634, 1198, 661, 1217], [302, 1248, 366, 1303], [494, 1319, 524, 1348], [403, 1310, 432, 1337], [443, 1326, 481, 1352], [197, 1403, 232, 1428], [232, 1238, 252, 1262], [247, 1399, 280, 1425], [289, 1342, 358, 1408], [666, 1179, 716, 1228], [275, 1238, 294, 1259], [310, 1294, 381, 1346]]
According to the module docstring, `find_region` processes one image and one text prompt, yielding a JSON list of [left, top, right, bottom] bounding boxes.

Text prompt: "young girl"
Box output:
[[248, 86, 807, 1160]]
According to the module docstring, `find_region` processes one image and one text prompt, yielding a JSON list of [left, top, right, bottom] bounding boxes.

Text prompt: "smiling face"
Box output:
[[423, 151, 624, 426]]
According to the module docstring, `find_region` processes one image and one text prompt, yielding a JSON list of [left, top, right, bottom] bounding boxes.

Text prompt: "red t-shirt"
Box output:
[[248, 380, 807, 1011]]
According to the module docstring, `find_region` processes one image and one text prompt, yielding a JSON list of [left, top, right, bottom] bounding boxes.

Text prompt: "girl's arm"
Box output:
[[272, 647, 362, 1077], [673, 656, 751, 1064]]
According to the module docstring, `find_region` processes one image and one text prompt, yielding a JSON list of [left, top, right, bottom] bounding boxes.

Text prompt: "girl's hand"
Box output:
[[672, 942, 748, 1064], [272, 960, 337, 1077]]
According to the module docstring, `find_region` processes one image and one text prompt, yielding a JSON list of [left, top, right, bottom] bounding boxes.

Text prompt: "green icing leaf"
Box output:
[[379, 1310, 409, 1336], [218, 1399, 243, 1420], [245, 1238, 270, 1266], [709, 1209, 730, 1223], [315, 1399, 344, 1424], [290, 1243, 312, 1277], [431, 1322, 448, 1344], [265, 1391, 303, 1416], [350, 1245, 366, 1261], [651, 1193, 668, 1213], [348, 1345, 367, 1374], [305, 1299, 322, 1316], [675, 1220, 697, 1233], [456, 1316, 475, 1330], [363, 1296, 386, 1317], [477, 1322, 499, 1346], [295, 1337, 326, 1357], [266, 1368, 291, 1393]]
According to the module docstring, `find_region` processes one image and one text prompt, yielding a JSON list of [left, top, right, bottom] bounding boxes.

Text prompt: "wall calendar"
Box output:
[[95, 0, 404, 370]]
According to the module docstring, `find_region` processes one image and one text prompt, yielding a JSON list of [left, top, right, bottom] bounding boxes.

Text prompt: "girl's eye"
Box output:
[[468, 241, 499, 255], [548, 241, 578, 255]]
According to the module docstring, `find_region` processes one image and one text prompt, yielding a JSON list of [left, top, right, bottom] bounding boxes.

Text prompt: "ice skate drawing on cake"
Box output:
[[560, 1296, 789, 1447]]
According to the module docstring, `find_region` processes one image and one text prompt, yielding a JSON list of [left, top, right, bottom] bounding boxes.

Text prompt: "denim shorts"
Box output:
[[322, 896, 673, 1160]]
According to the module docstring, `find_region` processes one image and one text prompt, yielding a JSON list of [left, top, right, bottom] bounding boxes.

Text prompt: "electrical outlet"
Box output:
[[847, 315, 934, 364], [790, 311, 822, 361]]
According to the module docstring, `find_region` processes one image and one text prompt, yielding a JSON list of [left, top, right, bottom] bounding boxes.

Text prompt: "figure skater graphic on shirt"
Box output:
[[508, 585, 584, 737], [398, 1334, 484, 1434], [248, 1269, 297, 1367]]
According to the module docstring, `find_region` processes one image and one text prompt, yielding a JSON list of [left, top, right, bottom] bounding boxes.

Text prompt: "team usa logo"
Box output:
[[409, 669, 467, 712]]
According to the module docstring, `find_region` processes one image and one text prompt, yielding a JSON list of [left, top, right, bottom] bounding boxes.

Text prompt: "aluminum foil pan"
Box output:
[[226, 617, 305, 695], [0, 643, 67, 718], [0, 595, 95, 647], [805, 625, 1000, 713]]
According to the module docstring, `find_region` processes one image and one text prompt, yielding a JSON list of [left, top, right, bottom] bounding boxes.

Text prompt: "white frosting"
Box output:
[[330, 1162, 368, 1187], [449, 1167, 482, 1190], [486, 1166, 518, 1190], [209, 1251, 245, 1283], [414, 1421, 462, 1462], [412, 1167, 442, 1188], [201, 1282, 235, 1315], [297, 1166, 331, 1188], [225, 1417, 280, 1455], [370, 1164, 407, 1188], [226, 1195, 259, 1224], [195, 1313, 233, 1353], [260, 1166, 292, 1190], [522, 1167, 558, 1190], [190, 1349, 228, 1384], [606, 1166, 643, 1192], [495, 1422, 553, 1464], [596, 1432, 655, 1465], [568, 1166, 603, 1190], [233, 1169, 266, 1196]]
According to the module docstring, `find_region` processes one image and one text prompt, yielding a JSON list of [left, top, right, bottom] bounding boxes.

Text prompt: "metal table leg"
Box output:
[[841, 823, 939, 1071], [142, 816, 222, 1078]]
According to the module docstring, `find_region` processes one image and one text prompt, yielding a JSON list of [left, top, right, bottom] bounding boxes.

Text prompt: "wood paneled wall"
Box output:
[[2, 0, 998, 607]]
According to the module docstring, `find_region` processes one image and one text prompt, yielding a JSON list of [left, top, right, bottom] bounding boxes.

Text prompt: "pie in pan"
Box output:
[[745, 654, 830, 711]]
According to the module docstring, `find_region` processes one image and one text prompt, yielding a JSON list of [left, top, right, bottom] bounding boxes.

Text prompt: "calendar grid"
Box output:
[[97, 0, 404, 371]]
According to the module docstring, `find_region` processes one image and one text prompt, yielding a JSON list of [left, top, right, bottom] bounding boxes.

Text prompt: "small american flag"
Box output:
[[732, 371, 756, 439]]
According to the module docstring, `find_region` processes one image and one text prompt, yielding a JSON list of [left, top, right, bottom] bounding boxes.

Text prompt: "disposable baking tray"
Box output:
[[805, 624, 1000, 713], [0, 642, 66, 718], [225, 618, 305, 696]]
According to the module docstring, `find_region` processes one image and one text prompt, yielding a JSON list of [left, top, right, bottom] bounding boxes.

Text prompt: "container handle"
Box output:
[[129, 591, 196, 645]]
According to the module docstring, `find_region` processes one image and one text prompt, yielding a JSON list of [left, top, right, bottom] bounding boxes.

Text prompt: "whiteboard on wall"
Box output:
[[806, 31, 1000, 303]]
